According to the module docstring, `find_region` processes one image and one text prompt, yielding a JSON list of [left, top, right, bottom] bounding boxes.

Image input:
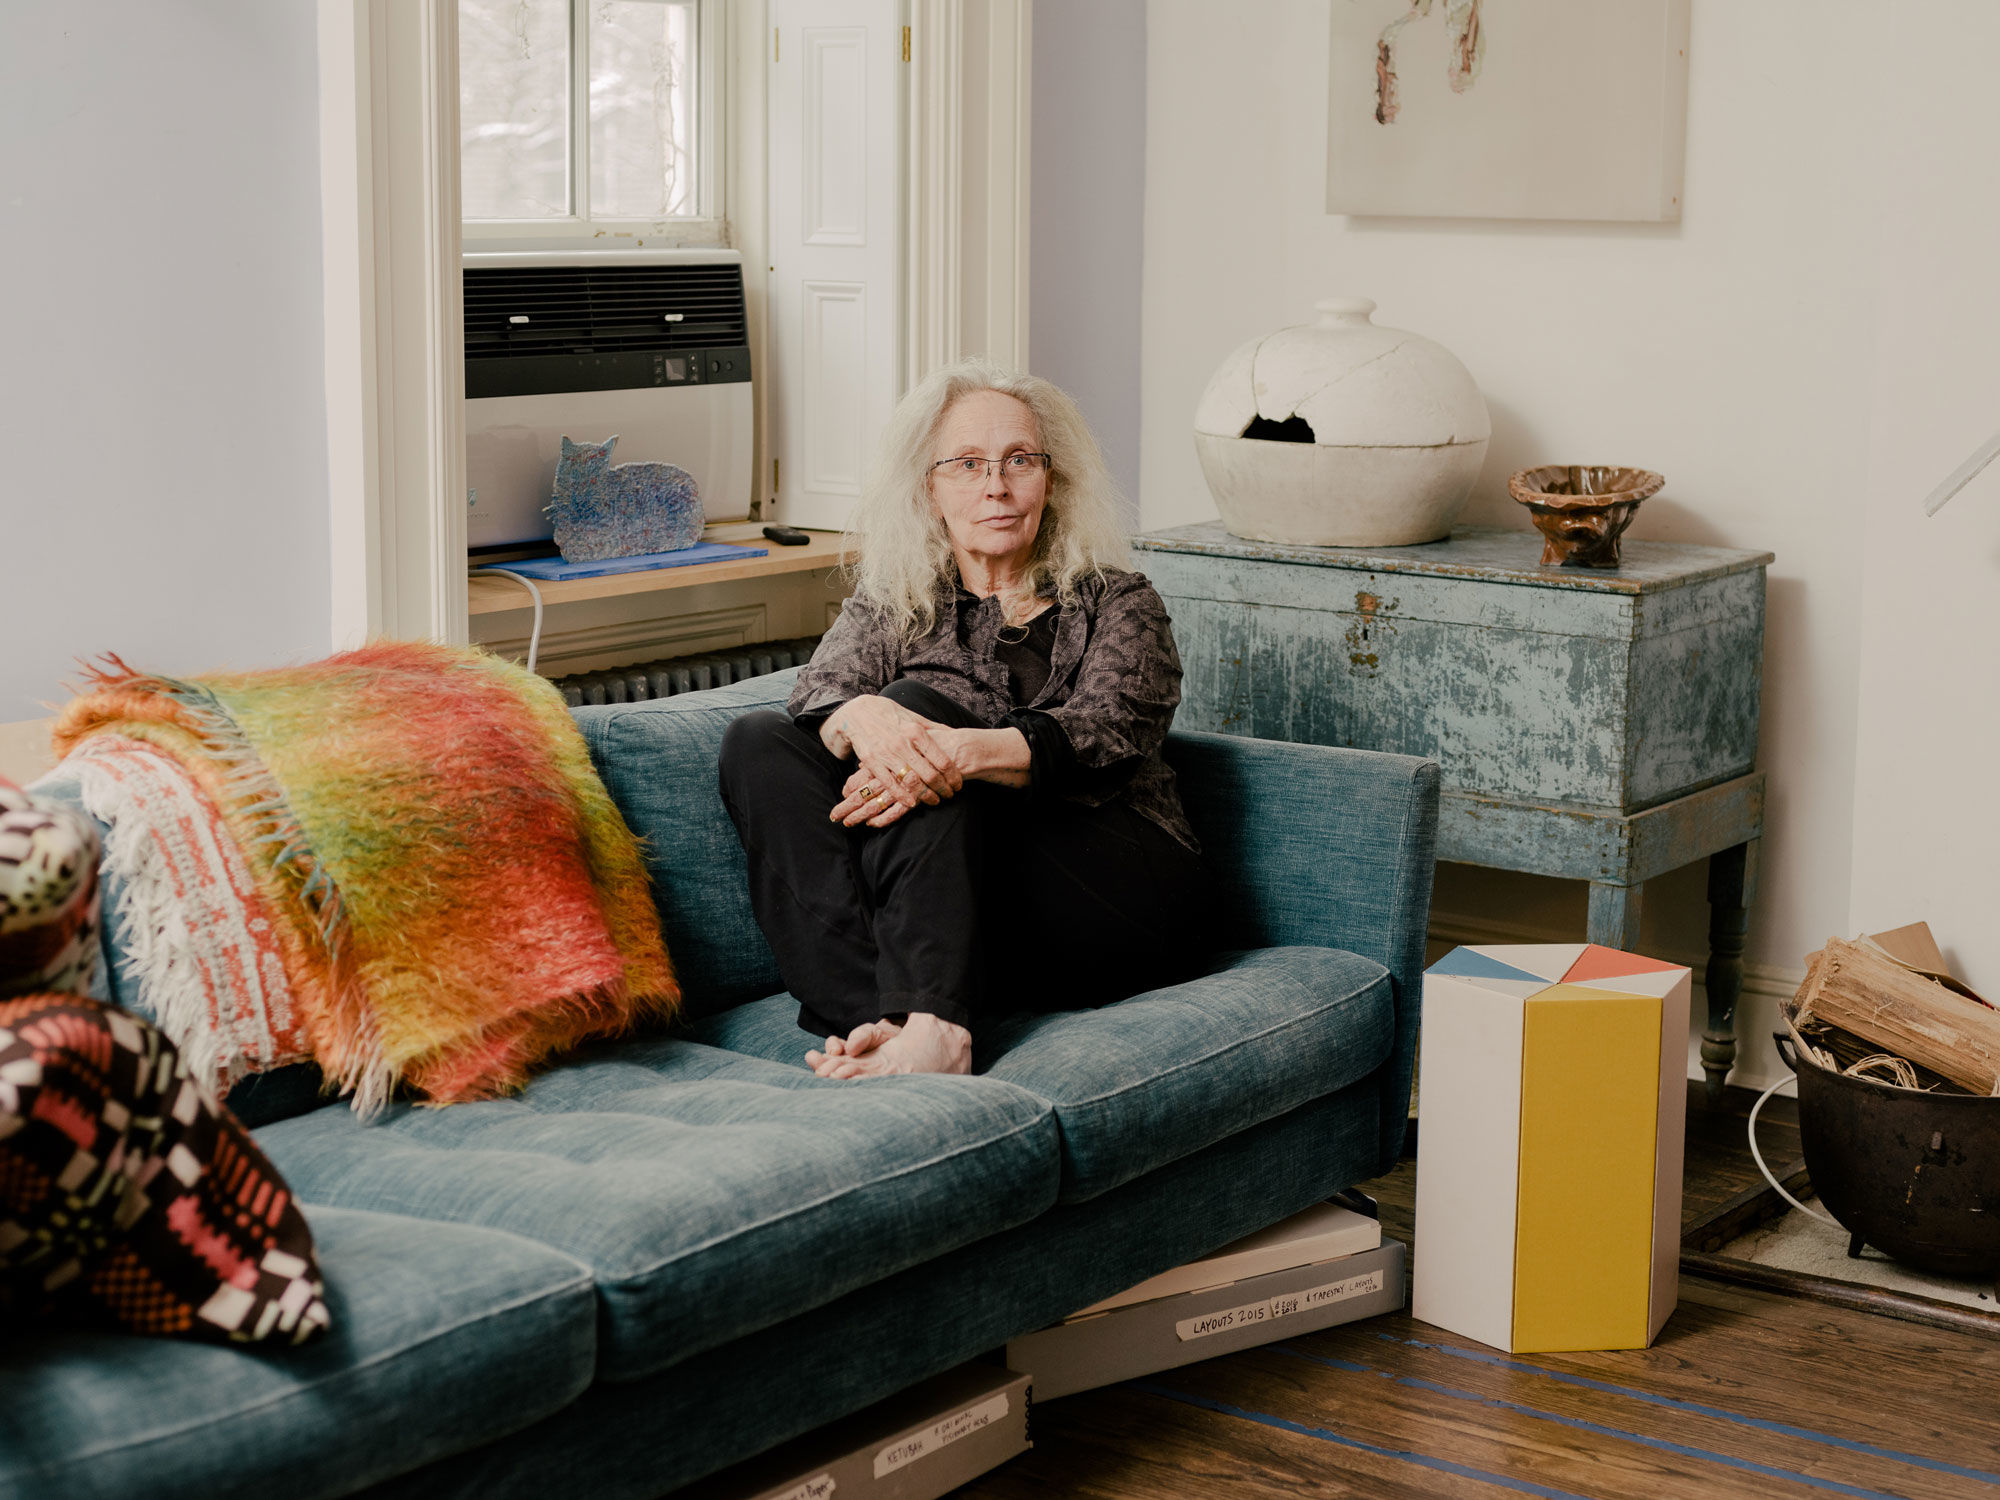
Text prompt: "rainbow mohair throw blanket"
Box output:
[[53, 642, 677, 1116]]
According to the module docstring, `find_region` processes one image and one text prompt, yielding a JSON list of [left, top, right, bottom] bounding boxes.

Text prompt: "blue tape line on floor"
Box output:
[[1128, 1381, 1598, 1500], [1278, 1346, 1909, 1500], [1375, 1333, 2000, 1487]]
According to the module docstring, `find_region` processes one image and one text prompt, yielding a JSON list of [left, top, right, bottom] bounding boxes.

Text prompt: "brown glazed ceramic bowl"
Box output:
[[1508, 465, 1665, 569]]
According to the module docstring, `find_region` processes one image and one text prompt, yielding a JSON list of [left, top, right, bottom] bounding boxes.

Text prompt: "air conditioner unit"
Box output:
[[463, 248, 753, 550]]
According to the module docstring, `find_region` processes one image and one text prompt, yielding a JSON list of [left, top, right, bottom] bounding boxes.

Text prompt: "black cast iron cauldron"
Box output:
[[1777, 1031, 2000, 1276]]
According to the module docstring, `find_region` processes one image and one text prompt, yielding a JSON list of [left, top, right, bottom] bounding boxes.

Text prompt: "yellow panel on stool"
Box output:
[[1511, 985, 1661, 1352]]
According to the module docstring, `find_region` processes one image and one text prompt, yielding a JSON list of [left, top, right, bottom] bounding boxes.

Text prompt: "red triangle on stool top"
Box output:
[[1563, 943, 1685, 982]]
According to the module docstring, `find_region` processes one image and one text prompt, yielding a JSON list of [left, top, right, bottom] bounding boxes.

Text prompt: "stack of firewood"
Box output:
[[1789, 924, 1999, 1095]]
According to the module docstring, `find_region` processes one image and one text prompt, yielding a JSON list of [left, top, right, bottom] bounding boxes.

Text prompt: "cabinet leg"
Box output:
[[1703, 841, 1754, 1107], [1586, 881, 1644, 952]]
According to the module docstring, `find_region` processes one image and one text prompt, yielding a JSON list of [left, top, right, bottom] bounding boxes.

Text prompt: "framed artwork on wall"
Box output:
[[1326, 0, 1690, 222]]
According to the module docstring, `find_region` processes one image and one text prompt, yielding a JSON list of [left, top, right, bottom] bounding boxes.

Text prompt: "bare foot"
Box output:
[[815, 1013, 971, 1079], [806, 1019, 902, 1075]]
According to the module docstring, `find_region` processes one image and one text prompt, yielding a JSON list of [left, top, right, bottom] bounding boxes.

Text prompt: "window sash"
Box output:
[[462, 0, 724, 240]]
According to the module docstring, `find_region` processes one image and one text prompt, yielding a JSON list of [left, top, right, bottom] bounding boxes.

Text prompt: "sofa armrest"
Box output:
[[1164, 731, 1439, 1174]]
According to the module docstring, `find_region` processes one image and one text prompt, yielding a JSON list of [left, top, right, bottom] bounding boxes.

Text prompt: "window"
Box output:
[[459, 0, 722, 239]]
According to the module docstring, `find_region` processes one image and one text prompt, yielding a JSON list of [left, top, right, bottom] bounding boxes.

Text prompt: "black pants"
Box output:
[[717, 680, 1212, 1038]]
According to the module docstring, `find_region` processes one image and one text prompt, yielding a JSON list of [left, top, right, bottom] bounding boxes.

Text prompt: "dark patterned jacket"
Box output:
[[787, 569, 1197, 850]]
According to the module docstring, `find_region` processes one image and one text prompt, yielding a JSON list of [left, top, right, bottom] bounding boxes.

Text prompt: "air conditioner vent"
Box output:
[[464, 262, 747, 359]]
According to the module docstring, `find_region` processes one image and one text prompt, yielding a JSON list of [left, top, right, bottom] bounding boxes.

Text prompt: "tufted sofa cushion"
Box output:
[[694, 945, 1394, 1203], [0, 1206, 596, 1500], [253, 1037, 1059, 1383]]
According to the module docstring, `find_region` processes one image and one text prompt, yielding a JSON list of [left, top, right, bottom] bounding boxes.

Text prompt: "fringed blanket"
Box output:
[[54, 642, 677, 1116], [69, 734, 310, 1095]]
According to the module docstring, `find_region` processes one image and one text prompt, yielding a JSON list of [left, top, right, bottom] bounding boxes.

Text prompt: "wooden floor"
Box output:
[[958, 1087, 2000, 1499]]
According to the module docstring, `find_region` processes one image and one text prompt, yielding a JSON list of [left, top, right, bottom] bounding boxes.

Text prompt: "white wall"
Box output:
[[0, 3, 330, 723], [1137, 1, 2000, 1085], [1030, 0, 1146, 513], [1847, 11, 2000, 999]]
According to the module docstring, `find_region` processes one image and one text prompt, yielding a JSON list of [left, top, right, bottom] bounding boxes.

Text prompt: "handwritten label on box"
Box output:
[[1174, 1298, 1272, 1342], [1303, 1269, 1383, 1309], [769, 1475, 835, 1500], [1175, 1269, 1384, 1342], [872, 1393, 1010, 1479]]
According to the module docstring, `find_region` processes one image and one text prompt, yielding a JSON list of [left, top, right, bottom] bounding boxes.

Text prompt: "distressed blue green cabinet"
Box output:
[[1135, 522, 1773, 1099]]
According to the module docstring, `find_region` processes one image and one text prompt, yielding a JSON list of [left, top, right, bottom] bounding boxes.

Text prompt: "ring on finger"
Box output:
[[876, 793, 891, 807], [857, 783, 877, 800], [893, 764, 910, 781]]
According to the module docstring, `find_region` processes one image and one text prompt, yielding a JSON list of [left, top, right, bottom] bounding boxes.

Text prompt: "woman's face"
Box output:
[[926, 390, 1046, 574]]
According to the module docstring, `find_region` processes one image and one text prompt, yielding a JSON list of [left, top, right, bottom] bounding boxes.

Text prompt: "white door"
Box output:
[[768, 0, 904, 532]]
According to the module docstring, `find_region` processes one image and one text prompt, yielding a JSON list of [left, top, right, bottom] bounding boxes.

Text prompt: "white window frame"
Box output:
[[462, 0, 729, 250], [320, 0, 469, 648], [320, 0, 1030, 647], [904, 0, 1030, 379]]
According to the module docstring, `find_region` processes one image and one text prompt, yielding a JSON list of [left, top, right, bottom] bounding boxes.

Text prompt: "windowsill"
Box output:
[[463, 218, 730, 253], [467, 524, 853, 615]]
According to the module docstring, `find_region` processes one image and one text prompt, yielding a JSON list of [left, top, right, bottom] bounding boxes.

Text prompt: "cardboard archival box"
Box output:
[[1007, 1239, 1407, 1400], [1068, 1201, 1380, 1317], [1414, 942, 1691, 1354], [676, 1363, 1030, 1500]]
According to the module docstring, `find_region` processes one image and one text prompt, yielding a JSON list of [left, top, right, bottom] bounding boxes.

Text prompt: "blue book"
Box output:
[[491, 541, 769, 581]]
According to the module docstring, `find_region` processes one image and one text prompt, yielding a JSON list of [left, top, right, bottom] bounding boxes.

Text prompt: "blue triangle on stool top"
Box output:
[[1427, 946, 1548, 985]]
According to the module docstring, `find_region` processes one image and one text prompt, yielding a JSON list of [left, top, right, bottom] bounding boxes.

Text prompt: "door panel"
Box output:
[[770, 0, 902, 531]]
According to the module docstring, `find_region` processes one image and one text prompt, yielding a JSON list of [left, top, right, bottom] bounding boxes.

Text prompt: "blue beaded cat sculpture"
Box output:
[[547, 435, 704, 562]]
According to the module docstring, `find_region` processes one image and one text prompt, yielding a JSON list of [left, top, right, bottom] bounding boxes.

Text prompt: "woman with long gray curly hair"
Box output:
[[718, 360, 1212, 1077]]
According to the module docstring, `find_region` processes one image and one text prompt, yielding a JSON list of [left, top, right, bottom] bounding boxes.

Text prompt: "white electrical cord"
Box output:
[[469, 568, 546, 674], [1747, 1072, 1843, 1228]]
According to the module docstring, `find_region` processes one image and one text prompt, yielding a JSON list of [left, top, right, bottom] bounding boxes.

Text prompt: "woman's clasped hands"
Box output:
[[823, 694, 964, 828]]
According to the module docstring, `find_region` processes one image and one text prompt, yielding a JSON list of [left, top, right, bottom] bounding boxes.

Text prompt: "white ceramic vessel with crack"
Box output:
[[1194, 298, 1490, 547]]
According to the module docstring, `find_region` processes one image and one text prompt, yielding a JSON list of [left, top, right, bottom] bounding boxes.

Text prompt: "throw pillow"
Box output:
[[0, 992, 330, 1344], [0, 776, 101, 998]]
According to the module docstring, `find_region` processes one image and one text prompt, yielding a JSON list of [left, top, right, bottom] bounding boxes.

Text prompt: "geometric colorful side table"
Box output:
[[1413, 942, 1692, 1353]]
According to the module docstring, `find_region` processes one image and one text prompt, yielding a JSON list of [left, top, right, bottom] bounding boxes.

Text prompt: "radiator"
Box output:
[[554, 636, 822, 708]]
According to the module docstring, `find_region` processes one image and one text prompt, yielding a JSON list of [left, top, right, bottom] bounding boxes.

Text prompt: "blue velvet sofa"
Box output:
[[0, 669, 1438, 1500]]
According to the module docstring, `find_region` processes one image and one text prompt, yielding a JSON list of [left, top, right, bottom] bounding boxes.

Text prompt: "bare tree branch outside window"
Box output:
[[591, 2, 698, 219], [461, 0, 570, 217], [460, 0, 700, 222]]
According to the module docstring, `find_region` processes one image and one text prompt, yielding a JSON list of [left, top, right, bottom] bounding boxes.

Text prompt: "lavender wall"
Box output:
[[1029, 1, 1146, 517], [0, 3, 330, 721]]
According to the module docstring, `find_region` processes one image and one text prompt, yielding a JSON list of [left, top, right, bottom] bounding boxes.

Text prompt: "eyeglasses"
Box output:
[[928, 452, 1052, 490]]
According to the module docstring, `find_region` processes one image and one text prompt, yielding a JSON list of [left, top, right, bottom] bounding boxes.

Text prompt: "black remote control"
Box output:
[[762, 524, 811, 546]]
